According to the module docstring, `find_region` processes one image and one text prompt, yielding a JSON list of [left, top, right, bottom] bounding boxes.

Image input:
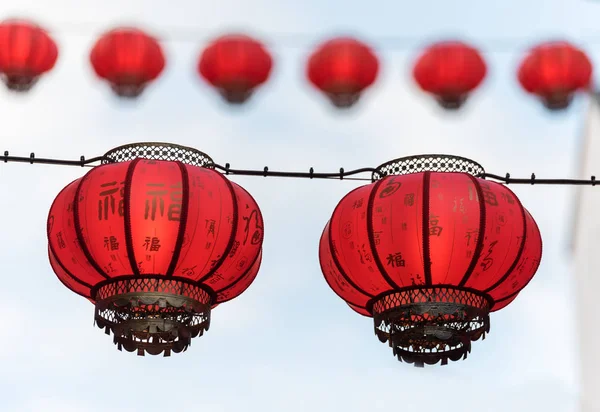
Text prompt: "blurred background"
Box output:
[[0, 0, 598, 411]]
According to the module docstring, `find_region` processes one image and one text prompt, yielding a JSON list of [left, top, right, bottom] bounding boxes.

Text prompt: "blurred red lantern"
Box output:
[[307, 37, 379, 108], [198, 34, 273, 104], [90, 27, 165, 98], [413, 41, 487, 109], [0, 19, 58, 92], [47, 143, 264, 356], [518, 41, 592, 110], [319, 155, 542, 367]]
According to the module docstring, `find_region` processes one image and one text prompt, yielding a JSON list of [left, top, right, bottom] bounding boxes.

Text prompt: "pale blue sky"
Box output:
[[0, 1, 595, 411]]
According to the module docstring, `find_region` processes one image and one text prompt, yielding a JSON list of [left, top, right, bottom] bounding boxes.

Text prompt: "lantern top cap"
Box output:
[[102, 142, 214, 167], [372, 154, 485, 181]]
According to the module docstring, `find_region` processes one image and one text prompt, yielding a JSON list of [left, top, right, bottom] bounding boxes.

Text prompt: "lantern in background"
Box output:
[[306, 37, 379, 108], [47, 143, 264, 356], [413, 41, 487, 109], [518, 41, 592, 110], [90, 27, 165, 98], [198, 34, 273, 104], [319, 155, 542, 367], [0, 19, 58, 92]]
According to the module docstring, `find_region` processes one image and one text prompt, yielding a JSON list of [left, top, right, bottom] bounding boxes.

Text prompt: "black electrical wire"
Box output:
[[1, 150, 597, 186]]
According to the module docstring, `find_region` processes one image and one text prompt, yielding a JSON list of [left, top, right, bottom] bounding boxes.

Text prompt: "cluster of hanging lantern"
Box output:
[[41, 141, 544, 366], [0, 18, 593, 110], [0, 14, 568, 368]]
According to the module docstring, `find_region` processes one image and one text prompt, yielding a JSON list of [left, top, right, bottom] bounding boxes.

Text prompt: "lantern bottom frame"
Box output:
[[109, 81, 147, 98], [218, 86, 254, 104], [93, 277, 213, 357], [326, 91, 361, 108], [435, 93, 468, 110], [106, 74, 150, 98], [370, 286, 492, 367], [320, 82, 363, 108], [1, 72, 38, 92], [540, 91, 574, 110]]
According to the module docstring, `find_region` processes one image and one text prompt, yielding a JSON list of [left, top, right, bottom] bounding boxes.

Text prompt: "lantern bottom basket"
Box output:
[[540, 92, 573, 111], [370, 286, 492, 367], [110, 81, 146, 98], [92, 277, 213, 357], [1, 72, 38, 92], [435, 93, 468, 110]]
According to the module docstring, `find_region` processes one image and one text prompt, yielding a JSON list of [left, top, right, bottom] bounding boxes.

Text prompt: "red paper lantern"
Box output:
[[90, 27, 165, 98], [0, 19, 58, 92], [413, 41, 487, 109], [319, 155, 542, 367], [306, 37, 379, 108], [198, 34, 273, 104], [47, 143, 264, 356], [518, 41, 592, 110]]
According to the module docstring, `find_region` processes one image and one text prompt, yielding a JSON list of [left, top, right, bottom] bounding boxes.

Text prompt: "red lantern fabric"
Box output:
[[413, 41, 487, 109], [306, 37, 379, 108], [47, 158, 264, 355], [518, 41, 592, 110], [198, 34, 273, 104], [0, 19, 58, 92], [90, 27, 165, 98], [320, 169, 542, 366], [348, 303, 371, 317]]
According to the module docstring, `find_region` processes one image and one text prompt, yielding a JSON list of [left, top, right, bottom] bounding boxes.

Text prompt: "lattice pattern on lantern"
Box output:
[[102, 142, 214, 167], [372, 154, 486, 181], [94, 277, 212, 304], [371, 287, 491, 367], [94, 278, 212, 356]]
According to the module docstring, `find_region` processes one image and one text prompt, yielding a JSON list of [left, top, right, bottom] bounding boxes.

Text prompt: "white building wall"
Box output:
[[572, 92, 600, 412]]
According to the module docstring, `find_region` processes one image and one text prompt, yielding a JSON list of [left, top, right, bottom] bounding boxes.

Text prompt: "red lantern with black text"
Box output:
[[90, 27, 165, 98], [413, 41, 487, 109], [47, 143, 264, 356], [307, 37, 379, 108], [319, 155, 542, 367], [518, 41, 592, 110], [0, 19, 58, 92], [198, 34, 273, 104]]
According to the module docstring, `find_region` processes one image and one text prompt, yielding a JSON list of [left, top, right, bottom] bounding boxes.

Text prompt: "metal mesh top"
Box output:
[[372, 154, 485, 181], [102, 142, 214, 167]]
